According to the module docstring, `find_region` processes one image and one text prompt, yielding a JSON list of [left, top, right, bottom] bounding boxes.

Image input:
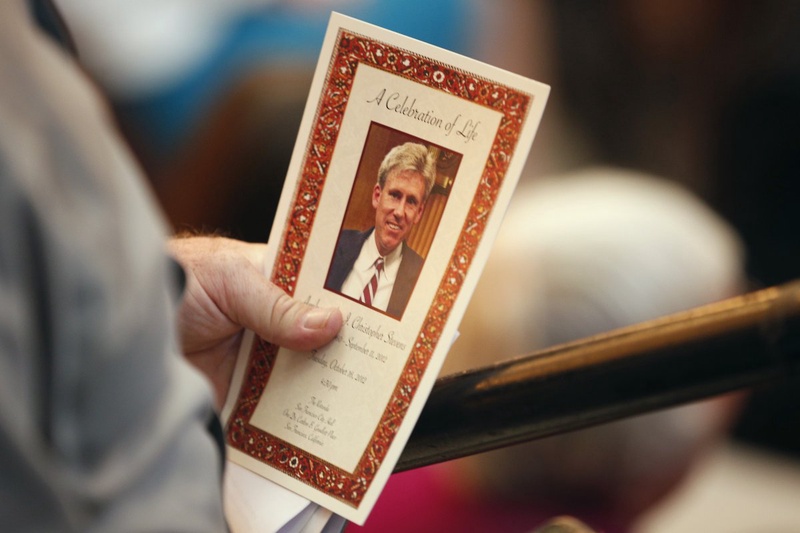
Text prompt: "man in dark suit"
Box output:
[[326, 142, 435, 318]]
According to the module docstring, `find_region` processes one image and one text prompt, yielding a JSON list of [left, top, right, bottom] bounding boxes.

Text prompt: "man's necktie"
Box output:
[[360, 257, 384, 307]]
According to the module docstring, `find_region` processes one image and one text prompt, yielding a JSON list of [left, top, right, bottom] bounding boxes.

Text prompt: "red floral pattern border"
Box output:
[[227, 29, 533, 508]]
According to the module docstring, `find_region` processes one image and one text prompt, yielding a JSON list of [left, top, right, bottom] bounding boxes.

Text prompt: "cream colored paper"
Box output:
[[222, 13, 549, 525]]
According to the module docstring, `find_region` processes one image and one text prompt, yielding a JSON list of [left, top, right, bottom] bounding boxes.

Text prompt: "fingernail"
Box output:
[[303, 308, 332, 329]]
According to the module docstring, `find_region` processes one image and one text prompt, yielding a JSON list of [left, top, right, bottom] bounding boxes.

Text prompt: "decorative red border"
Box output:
[[227, 29, 533, 507]]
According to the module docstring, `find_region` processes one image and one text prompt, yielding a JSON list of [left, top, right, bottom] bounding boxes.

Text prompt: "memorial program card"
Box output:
[[222, 13, 549, 525]]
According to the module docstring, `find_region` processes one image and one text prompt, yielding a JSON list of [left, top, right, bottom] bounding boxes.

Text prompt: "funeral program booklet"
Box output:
[[222, 12, 549, 525]]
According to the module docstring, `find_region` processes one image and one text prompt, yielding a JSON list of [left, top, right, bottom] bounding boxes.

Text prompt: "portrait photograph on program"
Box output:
[[324, 122, 462, 320]]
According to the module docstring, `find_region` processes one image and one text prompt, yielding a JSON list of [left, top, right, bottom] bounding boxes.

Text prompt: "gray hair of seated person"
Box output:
[[445, 166, 746, 521]]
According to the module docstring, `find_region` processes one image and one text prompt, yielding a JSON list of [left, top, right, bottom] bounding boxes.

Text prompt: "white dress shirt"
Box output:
[[340, 232, 403, 312]]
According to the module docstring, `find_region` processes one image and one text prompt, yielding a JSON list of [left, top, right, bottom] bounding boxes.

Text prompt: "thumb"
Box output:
[[225, 264, 343, 351]]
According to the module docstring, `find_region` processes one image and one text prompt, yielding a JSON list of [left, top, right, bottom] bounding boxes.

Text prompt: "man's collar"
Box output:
[[366, 228, 403, 267]]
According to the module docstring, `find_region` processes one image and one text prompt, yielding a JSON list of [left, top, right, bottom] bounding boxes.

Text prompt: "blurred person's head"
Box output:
[[449, 167, 744, 367], [445, 167, 746, 527]]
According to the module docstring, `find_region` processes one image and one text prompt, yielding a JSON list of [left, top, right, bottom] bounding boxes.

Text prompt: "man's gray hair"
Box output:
[[377, 142, 436, 200]]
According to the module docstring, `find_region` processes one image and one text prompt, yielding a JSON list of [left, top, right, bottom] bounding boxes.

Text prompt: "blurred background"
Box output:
[[57, 0, 800, 530]]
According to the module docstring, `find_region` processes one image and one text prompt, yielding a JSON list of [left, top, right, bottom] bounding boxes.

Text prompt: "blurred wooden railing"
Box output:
[[397, 281, 800, 471]]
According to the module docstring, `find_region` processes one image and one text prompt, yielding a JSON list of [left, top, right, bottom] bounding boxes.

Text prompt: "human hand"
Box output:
[[168, 235, 343, 409]]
